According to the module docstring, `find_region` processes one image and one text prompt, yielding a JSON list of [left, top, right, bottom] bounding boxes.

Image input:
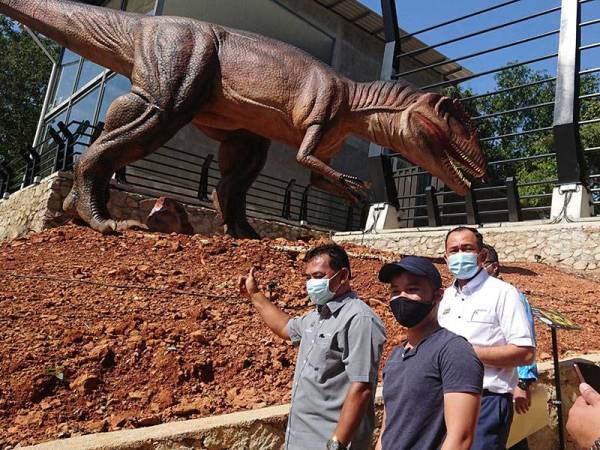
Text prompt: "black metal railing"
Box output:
[[1, 120, 366, 232], [372, 0, 600, 228]]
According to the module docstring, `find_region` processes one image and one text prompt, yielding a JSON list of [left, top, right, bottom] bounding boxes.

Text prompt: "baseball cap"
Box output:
[[378, 256, 442, 289]]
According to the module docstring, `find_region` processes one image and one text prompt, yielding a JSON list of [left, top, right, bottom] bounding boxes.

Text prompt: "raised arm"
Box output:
[[239, 268, 291, 340]]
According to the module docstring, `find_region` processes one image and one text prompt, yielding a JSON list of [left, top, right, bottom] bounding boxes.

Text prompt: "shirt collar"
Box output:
[[454, 268, 489, 295], [401, 327, 444, 359], [319, 290, 355, 316]]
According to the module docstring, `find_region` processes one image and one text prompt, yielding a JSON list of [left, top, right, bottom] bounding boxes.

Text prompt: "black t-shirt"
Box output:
[[382, 327, 483, 450]]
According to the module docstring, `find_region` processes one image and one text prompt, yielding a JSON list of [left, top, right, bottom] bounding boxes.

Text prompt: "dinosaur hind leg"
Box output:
[[213, 130, 269, 239], [64, 91, 193, 233]]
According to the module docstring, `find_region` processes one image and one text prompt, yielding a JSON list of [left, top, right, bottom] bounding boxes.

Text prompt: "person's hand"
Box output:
[[513, 385, 531, 415], [239, 267, 260, 299], [567, 383, 600, 449]]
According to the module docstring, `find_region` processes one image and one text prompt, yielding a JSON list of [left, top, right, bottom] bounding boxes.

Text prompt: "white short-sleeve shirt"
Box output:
[[438, 269, 534, 394]]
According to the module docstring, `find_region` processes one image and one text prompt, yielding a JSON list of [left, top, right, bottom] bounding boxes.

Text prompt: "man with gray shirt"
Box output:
[[239, 244, 386, 450]]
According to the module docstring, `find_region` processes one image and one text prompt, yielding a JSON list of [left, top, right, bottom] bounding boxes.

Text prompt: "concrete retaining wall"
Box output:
[[23, 355, 600, 450], [334, 220, 600, 274], [0, 172, 327, 243]]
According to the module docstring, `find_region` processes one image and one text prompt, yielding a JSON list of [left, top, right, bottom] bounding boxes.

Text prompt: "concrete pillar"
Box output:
[[550, 183, 592, 220]]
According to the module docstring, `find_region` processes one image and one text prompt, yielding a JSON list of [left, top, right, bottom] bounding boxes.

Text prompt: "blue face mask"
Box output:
[[448, 252, 480, 280], [306, 271, 340, 305]]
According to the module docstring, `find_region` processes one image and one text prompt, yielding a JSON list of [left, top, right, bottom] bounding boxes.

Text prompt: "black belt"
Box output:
[[483, 389, 513, 398]]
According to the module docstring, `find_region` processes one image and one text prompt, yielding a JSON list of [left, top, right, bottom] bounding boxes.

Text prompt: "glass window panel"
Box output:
[[68, 88, 101, 158], [62, 48, 80, 65], [39, 109, 68, 176], [52, 49, 81, 108], [104, 0, 122, 10], [97, 74, 132, 122], [42, 110, 68, 146], [126, 0, 155, 14], [68, 87, 101, 130], [76, 59, 105, 92]]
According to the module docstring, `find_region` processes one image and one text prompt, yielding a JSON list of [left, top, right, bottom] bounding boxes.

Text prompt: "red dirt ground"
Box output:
[[0, 225, 599, 447]]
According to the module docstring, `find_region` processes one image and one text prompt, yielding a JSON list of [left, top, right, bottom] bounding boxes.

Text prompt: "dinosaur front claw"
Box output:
[[339, 174, 370, 203]]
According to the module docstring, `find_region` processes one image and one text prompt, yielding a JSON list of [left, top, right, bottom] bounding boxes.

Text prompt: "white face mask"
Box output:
[[306, 271, 340, 305]]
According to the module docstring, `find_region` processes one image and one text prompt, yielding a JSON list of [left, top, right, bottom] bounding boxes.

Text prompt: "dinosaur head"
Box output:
[[390, 92, 486, 196]]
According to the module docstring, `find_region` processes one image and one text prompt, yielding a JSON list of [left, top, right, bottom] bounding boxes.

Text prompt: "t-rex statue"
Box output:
[[1, 0, 487, 239]]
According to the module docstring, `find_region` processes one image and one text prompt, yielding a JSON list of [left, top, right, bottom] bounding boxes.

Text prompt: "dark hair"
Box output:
[[445, 226, 484, 250], [483, 244, 499, 263], [304, 244, 352, 278]]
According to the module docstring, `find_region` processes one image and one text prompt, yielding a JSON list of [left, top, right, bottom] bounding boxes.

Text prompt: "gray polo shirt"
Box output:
[[285, 291, 387, 450]]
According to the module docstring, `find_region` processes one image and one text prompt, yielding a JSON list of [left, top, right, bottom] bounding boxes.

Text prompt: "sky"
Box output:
[[356, 0, 600, 94]]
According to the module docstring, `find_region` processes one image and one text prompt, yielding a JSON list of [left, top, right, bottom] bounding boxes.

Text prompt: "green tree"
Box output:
[[0, 17, 58, 165], [444, 63, 600, 206]]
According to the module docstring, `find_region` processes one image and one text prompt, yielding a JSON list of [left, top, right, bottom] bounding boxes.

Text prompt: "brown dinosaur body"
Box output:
[[1, 0, 487, 238]]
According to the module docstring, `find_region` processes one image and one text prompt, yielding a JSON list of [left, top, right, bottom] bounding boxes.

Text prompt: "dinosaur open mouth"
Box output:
[[414, 97, 486, 194]]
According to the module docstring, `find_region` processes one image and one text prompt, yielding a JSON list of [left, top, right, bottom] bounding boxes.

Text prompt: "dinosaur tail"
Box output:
[[0, 0, 138, 76]]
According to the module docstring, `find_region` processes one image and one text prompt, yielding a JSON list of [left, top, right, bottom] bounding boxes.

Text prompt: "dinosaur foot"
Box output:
[[224, 220, 261, 240], [63, 185, 118, 234]]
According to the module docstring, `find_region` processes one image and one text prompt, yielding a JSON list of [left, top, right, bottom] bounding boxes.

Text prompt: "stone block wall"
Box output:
[[26, 355, 600, 450], [0, 172, 327, 243], [334, 220, 600, 274]]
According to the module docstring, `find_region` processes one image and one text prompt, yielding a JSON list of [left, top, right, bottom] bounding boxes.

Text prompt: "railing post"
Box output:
[[465, 188, 479, 225], [300, 185, 311, 222], [57, 121, 75, 171], [506, 177, 522, 222], [19, 147, 41, 188], [425, 185, 441, 227], [91, 122, 105, 144], [115, 167, 127, 184], [48, 127, 65, 172], [345, 204, 354, 231], [282, 179, 296, 219], [197, 154, 214, 202], [360, 202, 370, 228], [553, 0, 585, 185], [367, 0, 401, 208]]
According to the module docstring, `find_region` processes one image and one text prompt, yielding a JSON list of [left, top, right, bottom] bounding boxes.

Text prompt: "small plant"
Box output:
[[45, 365, 66, 382]]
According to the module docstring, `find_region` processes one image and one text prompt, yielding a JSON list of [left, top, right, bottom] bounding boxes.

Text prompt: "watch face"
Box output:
[[327, 440, 341, 450]]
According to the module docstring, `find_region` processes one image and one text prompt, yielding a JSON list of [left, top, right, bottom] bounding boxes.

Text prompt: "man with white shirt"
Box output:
[[438, 226, 535, 450]]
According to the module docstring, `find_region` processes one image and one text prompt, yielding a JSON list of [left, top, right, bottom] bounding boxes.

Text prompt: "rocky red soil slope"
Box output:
[[0, 225, 598, 447]]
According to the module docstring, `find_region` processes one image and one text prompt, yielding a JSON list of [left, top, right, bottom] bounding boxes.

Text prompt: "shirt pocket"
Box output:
[[469, 309, 496, 324], [308, 333, 336, 381]]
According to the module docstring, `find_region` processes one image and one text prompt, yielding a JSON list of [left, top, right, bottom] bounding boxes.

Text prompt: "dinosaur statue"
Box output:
[[0, 0, 487, 239]]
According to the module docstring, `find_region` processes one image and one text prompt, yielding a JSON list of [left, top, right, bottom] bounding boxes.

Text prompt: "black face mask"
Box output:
[[390, 295, 435, 328]]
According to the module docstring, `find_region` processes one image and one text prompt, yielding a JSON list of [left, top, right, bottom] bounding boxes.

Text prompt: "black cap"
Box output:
[[378, 256, 442, 289]]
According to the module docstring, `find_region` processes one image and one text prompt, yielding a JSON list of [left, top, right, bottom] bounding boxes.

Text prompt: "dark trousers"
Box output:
[[472, 391, 514, 450]]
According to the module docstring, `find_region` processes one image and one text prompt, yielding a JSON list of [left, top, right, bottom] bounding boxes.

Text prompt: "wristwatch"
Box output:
[[517, 379, 533, 390], [591, 438, 600, 450], [326, 437, 348, 450]]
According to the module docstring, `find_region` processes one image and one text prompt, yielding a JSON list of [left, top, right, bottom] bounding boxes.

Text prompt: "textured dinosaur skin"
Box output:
[[1, 0, 487, 238]]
